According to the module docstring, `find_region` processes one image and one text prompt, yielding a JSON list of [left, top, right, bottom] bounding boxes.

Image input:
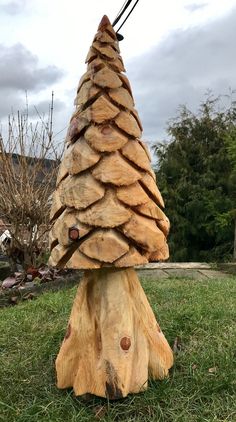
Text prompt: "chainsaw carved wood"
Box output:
[[48, 15, 173, 399]]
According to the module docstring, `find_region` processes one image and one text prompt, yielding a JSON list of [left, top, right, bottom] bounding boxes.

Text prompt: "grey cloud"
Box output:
[[185, 3, 207, 12], [0, 43, 65, 119], [29, 98, 66, 119], [0, 44, 64, 91], [126, 8, 236, 142], [0, 0, 28, 15]]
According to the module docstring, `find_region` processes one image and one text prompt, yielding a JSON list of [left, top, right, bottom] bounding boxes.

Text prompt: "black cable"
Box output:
[[116, 0, 140, 33], [114, 0, 128, 21], [112, 0, 132, 27]]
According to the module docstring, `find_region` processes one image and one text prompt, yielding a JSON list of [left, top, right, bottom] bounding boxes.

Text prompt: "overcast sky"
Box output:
[[0, 0, 236, 148]]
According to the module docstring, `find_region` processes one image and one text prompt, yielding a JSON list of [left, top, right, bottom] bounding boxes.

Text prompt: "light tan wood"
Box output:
[[92, 152, 141, 186], [48, 244, 70, 267], [49, 230, 58, 251], [79, 229, 129, 262], [156, 218, 170, 237], [71, 110, 90, 135], [121, 140, 152, 173], [56, 268, 173, 397], [63, 138, 100, 175], [74, 80, 100, 106], [97, 15, 117, 37], [132, 109, 143, 131], [147, 241, 169, 261], [52, 209, 91, 246], [118, 73, 133, 97], [116, 182, 150, 206], [94, 30, 115, 43], [108, 87, 134, 110], [138, 139, 151, 161], [78, 189, 131, 228], [89, 95, 120, 123], [150, 168, 156, 181], [135, 201, 170, 235], [65, 249, 101, 269], [114, 246, 148, 267], [88, 56, 105, 71], [91, 67, 122, 89], [140, 173, 165, 208], [121, 213, 166, 252], [85, 124, 128, 152], [50, 190, 65, 222], [115, 111, 141, 138], [85, 47, 97, 63], [109, 57, 125, 73], [77, 71, 91, 93], [93, 41, 117, 59], [56, 160, 68, 187], [59, 173, 105, 210]]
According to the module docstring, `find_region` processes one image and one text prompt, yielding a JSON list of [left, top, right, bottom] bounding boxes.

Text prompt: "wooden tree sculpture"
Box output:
[[48, 15, 173, 399]]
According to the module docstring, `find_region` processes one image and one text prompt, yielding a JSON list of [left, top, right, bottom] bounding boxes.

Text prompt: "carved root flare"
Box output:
[[56, 268, 173, 398]]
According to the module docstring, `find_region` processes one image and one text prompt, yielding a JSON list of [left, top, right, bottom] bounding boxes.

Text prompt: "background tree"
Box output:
[[154, 96, 236, 262], [0, 99, 61, 270]]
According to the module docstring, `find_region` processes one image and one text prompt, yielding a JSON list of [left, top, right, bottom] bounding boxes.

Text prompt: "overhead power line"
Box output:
[[112, 0, 140, 39]]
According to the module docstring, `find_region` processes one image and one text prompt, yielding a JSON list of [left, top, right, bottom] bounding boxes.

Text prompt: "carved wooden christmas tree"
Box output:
[[49, 15, 173, 399]]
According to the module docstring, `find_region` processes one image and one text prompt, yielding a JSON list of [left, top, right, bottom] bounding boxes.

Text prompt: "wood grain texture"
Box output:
[[121, 139, 152, 173], [114, 246, 148, 267], [74, 80, 100, 106], [85, 124, 128, 152], [89, 95, 120, 123], [121, 213, 166, 252], [55, 268, 173, 397], [79, 229, 129, 262], [92, 152, 141, 186], [52, 209, 91, 246], [116, 182, 150, 206], [93, 41, 117, 59], [115, 111, 141, 138], [140, 173, 165, 208], [50, 190, 65, 222], [78, 189, 131, 228], [63, 138, 100, 175], [91, 67, 122, 89], [108, 87, 134, 110], [65, 249, 101, 269], [59, 173, 105, 210]]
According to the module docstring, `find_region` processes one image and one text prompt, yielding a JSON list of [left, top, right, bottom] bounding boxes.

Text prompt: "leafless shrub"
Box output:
[[0, 94, 62, 269]]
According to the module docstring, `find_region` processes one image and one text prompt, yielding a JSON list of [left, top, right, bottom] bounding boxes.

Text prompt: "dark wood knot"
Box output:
[[69, 227, 79, 241], [120, 336, 131, 351]]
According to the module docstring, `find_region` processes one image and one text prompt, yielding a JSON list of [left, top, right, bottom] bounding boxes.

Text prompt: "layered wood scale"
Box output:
[[48, 16, 170, 269]]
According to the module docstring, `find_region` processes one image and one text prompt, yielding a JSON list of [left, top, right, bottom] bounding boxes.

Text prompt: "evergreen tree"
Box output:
[[154, 97, 236, 262]]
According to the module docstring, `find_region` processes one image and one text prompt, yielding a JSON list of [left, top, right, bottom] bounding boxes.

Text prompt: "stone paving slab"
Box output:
[[164, 269, 208, 280], [137, 269, 169, 279], [137, 262, 212, 270], [199, 270, 229, 279]]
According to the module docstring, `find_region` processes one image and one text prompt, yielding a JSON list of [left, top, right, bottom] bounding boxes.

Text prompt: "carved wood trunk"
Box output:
[[56, 268, 173, 398]]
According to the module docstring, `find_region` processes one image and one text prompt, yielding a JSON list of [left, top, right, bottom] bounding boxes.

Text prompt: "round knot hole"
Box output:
[[120, 336, 131, 351]]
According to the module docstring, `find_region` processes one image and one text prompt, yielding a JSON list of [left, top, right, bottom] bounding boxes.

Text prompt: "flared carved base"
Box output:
[[56, 268, 173, 398]]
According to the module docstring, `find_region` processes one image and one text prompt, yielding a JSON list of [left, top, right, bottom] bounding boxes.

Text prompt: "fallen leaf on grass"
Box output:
[[208, 367, 217, 374], [22, 292, 37, 301], [92, 405, 107, 420], [173, 336, 182, 353]]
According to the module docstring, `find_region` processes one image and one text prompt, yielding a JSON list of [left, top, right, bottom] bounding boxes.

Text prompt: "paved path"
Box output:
[[136, 262, 230, 280]]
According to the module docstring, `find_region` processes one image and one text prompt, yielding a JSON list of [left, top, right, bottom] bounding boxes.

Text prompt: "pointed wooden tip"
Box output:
[[98, 15, 112, 31]]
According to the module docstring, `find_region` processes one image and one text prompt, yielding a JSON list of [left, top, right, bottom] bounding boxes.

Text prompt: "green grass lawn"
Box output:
[[0, 276, 236, 422]]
